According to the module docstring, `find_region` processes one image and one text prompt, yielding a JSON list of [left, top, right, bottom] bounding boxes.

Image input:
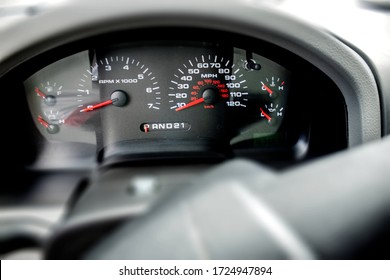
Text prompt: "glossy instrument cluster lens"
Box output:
[[24, 41, 292, 155]]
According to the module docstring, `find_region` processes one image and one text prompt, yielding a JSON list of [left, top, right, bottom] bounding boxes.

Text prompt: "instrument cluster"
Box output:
[[23, 39, 318, 164]]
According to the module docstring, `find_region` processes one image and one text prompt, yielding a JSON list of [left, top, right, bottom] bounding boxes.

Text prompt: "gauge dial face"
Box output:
[[94, 55, 161, 110], [168, 54, 248, 111], [260, 76, 286, 100], [260, 102, 284, 125]]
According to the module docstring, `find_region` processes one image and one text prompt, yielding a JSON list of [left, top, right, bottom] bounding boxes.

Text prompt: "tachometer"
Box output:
[[94, 54, 161, 111], [168, 54, 248, 111]]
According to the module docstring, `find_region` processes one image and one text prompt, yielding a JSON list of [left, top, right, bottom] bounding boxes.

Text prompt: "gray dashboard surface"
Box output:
[[273, 0, 390, 134]]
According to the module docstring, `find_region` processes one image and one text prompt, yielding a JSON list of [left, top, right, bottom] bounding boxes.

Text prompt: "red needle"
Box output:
[[175, 97, 205, 112], [261, 82, 273, 95], [35, 87, 47, 99], [260, 108, 272, 121], [37, 115, 49, 128], [80, 99, 113, 112]]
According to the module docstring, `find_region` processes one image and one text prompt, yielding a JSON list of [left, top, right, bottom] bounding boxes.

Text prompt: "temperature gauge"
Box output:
[[37, 115, 60, 134], [260, 76, 286, 99]]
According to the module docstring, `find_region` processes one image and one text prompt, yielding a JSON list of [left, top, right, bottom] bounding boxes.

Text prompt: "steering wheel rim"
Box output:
[[45, 136, 390, 259]]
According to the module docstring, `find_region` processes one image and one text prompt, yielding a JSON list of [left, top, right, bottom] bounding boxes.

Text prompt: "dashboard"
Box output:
[[0, 0, 388, 260]]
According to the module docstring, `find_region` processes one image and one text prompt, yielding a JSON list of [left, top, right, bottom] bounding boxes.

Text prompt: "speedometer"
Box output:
[[168, 54, 248, 111]]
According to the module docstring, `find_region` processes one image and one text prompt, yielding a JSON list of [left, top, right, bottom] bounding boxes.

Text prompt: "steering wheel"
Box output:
[[44, 135, 390, 259]]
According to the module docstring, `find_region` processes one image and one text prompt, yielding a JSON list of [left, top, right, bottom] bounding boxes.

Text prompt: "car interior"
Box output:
[[0, 0, 389, 260]]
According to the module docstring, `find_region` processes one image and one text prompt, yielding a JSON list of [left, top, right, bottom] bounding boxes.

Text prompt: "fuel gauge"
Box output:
[[34, 81, 63, 103]]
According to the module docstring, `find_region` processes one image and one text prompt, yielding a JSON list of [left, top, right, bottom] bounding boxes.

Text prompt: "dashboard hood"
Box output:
[[0, 0, 381, 145]]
